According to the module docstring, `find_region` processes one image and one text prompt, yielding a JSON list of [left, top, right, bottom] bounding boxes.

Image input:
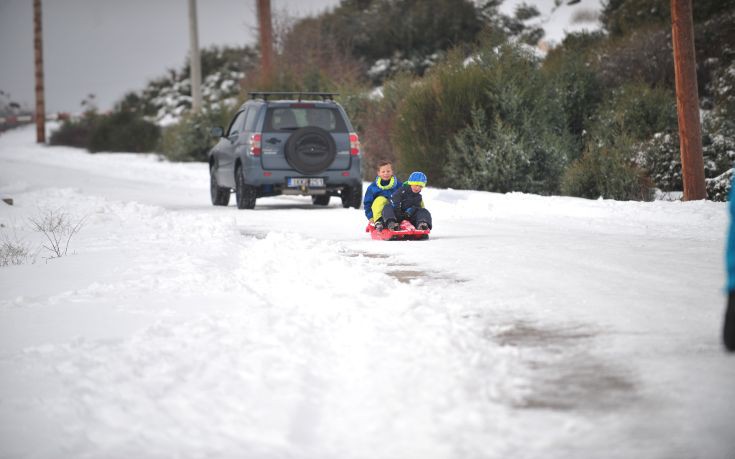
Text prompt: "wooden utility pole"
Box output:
[[256, 0, 274, 83], [671, 0, 706, 200], [188, 0, 202, 112], [33, 0, 46, 143]]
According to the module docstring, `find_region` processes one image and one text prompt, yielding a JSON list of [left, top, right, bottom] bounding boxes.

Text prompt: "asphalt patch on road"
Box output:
[[344, 250, 467, 284], [494, 322, 637, 412]]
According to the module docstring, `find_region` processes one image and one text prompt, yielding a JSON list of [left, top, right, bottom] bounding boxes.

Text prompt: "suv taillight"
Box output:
[[349, 133, 360, 156], [250, 133, 262, 156]]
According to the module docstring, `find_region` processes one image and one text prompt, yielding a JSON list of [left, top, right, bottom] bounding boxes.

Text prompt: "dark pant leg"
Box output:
[[725, 292, 735, 351], [381, 205, 397, 223], [411, 208, 432, 229]]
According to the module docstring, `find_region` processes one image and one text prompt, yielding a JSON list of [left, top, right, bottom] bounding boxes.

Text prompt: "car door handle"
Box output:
[[266, 137, 281, 144]]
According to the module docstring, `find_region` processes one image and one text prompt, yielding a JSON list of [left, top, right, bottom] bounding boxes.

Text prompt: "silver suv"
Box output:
[[208, 92, 362, 209]]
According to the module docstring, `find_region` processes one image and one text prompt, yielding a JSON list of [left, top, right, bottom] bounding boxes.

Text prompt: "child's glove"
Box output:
[[405, 207, 415, 217]]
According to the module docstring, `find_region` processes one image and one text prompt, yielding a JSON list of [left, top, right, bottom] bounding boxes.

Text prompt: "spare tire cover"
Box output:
[[284, 126, 337, 175]]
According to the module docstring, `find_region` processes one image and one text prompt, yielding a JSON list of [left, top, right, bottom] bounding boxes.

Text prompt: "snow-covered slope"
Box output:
[[0, 125, 733, 458], [500, 0, 604, 47]]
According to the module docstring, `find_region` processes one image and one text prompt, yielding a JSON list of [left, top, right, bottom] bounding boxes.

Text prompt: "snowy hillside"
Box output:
[[500, 0, 604, 47], [0, 125, 733, 458]]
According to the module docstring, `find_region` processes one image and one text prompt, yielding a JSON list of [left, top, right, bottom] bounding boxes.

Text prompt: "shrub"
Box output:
[[562, 143, 651, 201], [707, 169, 732, 202], [565, 83, 675, 200], [317, 0, 482, 81], [601, 0, 669, 37], [49, 111, 99, 149], [395, 43, 572, 191], [445, 108, 530, 192], [29, 208, 85, 260], [393, 50, 493, 187], [592, 82, 678, 143], [346, 74, 415, 180], [633, 111, 735, 196], [635, 132, 681, 191], [633, 73, 734, 194], [159, 103, 232, 162], [593, 25, 674, 92], [88, 110, 160, 153], [50, 107, 160, 154], [241, 12, 367, 94], [696, 12, 735, 102], [702, 110, 735, 185], [543, 43, 605, 160], [596, 8, 734, 96], [602, 0, 735, 37], [0, 232, 32, 266], [707, 60, 735, 128]]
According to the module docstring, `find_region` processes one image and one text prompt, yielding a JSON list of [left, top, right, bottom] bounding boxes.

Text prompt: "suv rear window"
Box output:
[[264, 107, 347, 133]]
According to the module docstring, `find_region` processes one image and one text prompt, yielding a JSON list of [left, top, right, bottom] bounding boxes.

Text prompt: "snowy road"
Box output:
[[1, 126, 733, 458]]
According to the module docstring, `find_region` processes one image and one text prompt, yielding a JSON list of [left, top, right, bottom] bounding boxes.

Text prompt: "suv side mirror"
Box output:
[[210, 126, 224, 138]]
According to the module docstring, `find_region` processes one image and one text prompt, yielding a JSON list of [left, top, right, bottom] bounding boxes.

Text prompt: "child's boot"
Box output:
[[417, 222, 429, 230]]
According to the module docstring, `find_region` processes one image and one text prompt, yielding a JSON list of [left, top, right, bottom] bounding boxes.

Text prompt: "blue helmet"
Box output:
[[406, 171, 427, 187]]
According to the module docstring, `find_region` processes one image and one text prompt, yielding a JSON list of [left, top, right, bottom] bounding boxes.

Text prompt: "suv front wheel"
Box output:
[[235, 165, 257, 209], [210, 164, 231, 206]]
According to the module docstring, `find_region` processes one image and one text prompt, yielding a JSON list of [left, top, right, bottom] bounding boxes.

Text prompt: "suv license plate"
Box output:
[[287, 177, 324, 187]]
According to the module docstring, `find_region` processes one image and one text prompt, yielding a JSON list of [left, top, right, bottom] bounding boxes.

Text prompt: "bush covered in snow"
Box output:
[[445, 108, 552, 193], [635, 132, 681, 191], [562, 82, 677, 199], [132, 46, 256, 126], [631, 60, 735, 201], [707, 168, 733, 202]]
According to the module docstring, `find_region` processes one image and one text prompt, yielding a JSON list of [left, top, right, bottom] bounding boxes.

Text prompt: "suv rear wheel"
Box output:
[[235, 165, 257, 209], [210, 164, 231, 206], [341, 183, 362, 209]]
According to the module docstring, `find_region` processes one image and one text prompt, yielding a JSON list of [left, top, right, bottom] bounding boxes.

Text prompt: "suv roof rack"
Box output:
[[248, 91, 339, 102]]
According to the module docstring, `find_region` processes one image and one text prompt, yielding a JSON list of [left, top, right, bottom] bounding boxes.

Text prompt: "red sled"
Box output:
[[365, 220, 430, 241]]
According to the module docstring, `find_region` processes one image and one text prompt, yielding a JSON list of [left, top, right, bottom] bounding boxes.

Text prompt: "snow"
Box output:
[[500, 0, 605, 47], [1, 125, 734, 458]]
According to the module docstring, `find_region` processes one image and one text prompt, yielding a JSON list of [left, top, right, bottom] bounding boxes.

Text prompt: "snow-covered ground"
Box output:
[[0, 125, 733, 458]]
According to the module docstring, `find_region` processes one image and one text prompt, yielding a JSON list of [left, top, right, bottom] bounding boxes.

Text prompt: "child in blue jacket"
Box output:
[[363, 160, 402, 231], [381, 171, 432, 231]]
